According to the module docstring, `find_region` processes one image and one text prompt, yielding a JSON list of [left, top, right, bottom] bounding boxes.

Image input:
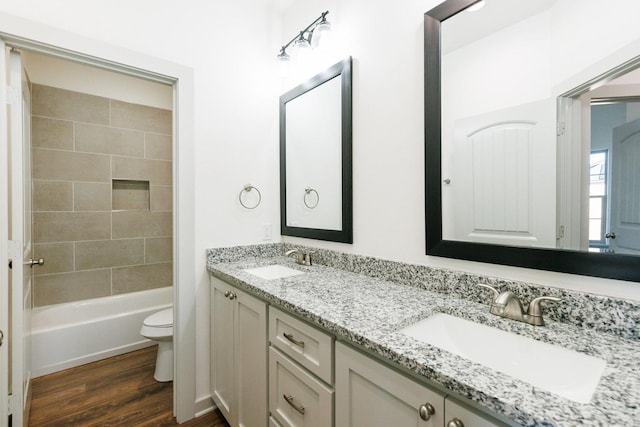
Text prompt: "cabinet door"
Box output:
[[236, 287, 268, 427], [211, 278, 236, 424], [335, 342, 444, 427], [445, 397, 506, 427]]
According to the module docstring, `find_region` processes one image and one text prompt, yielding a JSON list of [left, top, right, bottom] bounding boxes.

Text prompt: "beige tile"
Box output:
[[33, 269, 111, 307], [150, 186, 172, 212], [111, 156, 171, 186], [33, 148, 110, 182], [145, 133, 172, 160], [75, 239, 144, 270], [112, 211, 172, 238], [31, 84, 109, 125], [33, 180, 73, 212], [75, 123, 144, 157], [111, 100, 172, 134], [112, 262, 172, 294], [31, 116, 74, 150], [33, 243, 74, 276], [145, 237, 172, 263], [74, 182, 111, 211], [33, 212, 111, 243], [112, 180, 150, 211]]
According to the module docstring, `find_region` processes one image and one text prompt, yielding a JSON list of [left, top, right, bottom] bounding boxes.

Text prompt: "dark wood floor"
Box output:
[[29, 346, 231, 427]]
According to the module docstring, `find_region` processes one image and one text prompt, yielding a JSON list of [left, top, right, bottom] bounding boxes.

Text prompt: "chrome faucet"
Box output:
[[285, 249, 314, 266], [477, 283, 561, 326]]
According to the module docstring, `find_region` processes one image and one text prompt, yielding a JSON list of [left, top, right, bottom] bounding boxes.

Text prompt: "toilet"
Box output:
[[140, 307, 173, 382]]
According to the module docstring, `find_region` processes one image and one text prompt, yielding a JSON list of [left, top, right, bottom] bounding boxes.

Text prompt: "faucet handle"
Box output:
[[477, 283, 499, 301], [527, 296, 562, 317], [303, 251, 315, 266]]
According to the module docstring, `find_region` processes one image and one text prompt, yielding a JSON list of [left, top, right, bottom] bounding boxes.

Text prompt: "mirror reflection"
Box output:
[[280, 57, 352, 243], [440, 0, 640, 256]]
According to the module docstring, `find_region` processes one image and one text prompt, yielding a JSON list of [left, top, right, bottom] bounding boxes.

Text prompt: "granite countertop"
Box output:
[[208, 256, 639, 427]]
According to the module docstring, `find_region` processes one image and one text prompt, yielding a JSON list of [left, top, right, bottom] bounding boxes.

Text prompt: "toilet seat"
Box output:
[[143, 308, 173, 328], [140, 308, 173, 340]]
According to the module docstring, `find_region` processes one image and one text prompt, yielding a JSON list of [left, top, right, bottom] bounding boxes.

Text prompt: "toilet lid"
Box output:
[[143, 308, 173, 328]]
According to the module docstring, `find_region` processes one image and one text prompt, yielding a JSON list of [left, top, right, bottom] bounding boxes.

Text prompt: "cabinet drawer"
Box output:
[[269, 347, 333, 427], [269, 307, 333, 384]]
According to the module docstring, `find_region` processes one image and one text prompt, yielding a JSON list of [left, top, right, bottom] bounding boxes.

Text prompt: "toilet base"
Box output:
[[154, 341, 173, 382]]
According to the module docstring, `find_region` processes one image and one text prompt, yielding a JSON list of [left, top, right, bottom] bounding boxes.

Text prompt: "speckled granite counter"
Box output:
[[207, 253, 639, 427]]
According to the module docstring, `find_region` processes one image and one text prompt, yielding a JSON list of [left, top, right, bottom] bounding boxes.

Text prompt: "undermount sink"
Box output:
[[400, 313, 606, 404], [243, 264, 305, 280]]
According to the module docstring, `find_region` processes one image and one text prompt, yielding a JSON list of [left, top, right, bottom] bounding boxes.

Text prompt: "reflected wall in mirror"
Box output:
[[280, 57, 353, 243], [425, 0, 640, 281]]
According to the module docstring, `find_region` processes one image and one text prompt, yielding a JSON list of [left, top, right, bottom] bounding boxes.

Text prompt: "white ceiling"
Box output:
[[442, 0, 559, 53]]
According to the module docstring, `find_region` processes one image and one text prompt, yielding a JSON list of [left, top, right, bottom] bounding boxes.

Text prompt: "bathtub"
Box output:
[[31, 287, 173, 377]]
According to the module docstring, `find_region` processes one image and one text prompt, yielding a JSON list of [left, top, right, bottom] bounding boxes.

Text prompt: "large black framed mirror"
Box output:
[[425, 0, 640, 282], [280, 57, 353, 243]]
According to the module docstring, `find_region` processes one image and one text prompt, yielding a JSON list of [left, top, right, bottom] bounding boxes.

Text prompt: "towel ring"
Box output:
[[239, 184, 261, 209], [303, 187, 319, 209]]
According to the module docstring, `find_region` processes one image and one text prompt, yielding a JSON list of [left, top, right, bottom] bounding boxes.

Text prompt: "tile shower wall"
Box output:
[[31, 84, 173, 307]]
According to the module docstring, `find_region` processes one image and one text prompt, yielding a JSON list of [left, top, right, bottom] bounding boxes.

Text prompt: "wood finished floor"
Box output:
[[28, 346, 231, 427]]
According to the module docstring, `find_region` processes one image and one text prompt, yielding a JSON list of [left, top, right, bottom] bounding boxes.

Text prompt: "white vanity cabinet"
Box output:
[[268, 307, 334, 427], [210, 276, 268, 427], [335, 342, 506, 427]]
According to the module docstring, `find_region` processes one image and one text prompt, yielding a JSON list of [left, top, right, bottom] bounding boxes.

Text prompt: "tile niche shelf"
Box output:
[[112, 179, 150, 211]]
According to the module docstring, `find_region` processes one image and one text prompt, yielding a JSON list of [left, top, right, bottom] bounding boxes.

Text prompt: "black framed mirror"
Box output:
[[425, 0, 640, 282], [280, 57, 353, 243]]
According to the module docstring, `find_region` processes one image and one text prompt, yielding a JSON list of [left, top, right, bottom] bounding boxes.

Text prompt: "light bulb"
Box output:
[[293, 34, 311, 61], [466, 0, 486, 12], [311, 19, 331, 49]]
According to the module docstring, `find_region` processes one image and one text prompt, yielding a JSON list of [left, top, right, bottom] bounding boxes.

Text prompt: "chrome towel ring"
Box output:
[[303, 187, 319, 209], [239, 184, 261, 209]]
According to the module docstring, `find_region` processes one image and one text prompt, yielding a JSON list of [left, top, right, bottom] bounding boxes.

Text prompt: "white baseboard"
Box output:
[[195, 395, 215, 417]]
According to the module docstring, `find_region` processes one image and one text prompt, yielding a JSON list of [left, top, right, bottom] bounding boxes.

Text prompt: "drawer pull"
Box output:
[[283, 332, 305, 348], [418, 402, 435, 420], [283, 394, 305, 415], [447, 418, 464, 427]]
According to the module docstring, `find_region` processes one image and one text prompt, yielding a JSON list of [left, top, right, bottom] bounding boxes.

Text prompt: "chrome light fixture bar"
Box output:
[[277, 11, 331, 62]]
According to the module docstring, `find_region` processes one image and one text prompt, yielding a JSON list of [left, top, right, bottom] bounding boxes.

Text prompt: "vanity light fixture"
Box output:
[[277, 11, 332, 63]]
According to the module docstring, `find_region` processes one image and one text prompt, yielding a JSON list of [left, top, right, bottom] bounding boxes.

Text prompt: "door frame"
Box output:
[[0, 13, 197, 423], [0, 39, 9, 427]]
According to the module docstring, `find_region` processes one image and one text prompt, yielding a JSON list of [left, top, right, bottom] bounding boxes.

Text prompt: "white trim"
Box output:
[[0, 12, 196, 423], [0, 38, 10, 427], [195, 395, 215, 418]]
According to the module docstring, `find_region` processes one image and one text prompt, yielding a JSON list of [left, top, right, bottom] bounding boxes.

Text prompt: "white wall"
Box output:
[[0, 0, 280, 407], [3, 0, 640, 415]]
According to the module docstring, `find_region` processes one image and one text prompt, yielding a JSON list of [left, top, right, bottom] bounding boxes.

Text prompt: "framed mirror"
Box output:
[[425, 0, 640, 281], [280, 57, 353, 243]]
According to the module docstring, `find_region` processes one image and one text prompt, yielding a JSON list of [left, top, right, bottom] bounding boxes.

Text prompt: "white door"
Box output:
[[7, 48, 33, 427], [446, 99, 556, 248], [609, 118, 640, 254]]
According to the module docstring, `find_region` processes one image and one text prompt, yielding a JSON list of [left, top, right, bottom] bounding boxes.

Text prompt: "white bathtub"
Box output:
[[31, 287, 173, 377]]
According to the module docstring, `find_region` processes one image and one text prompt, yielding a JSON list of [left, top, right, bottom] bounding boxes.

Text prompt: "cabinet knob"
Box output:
[[447, 418, 464, 427], [224, 291, 231, 298], [418, 402, 435, 421], [229, 293, 237, 300]]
